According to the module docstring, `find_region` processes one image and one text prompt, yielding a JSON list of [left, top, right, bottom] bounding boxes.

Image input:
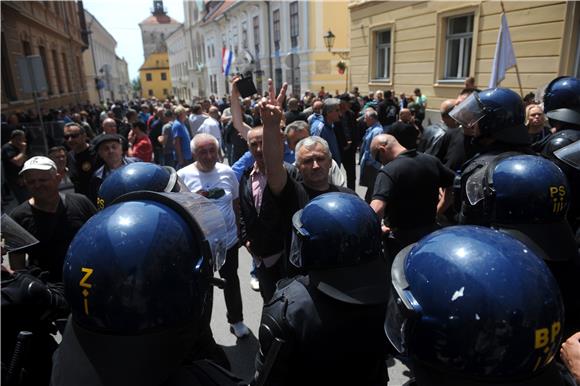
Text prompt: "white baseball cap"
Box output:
[[19, 156, 57, 175]]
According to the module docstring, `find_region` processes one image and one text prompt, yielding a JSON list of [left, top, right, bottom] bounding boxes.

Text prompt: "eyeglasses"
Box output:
[[63, 133, 81, 139]]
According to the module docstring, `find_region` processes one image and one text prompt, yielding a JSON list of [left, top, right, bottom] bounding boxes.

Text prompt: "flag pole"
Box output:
[[500, 1, 524, 97]]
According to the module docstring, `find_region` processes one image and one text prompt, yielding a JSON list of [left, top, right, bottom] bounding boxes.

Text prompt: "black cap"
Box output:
[[339, 93, 354, 103], [93, 134, 123, 152]]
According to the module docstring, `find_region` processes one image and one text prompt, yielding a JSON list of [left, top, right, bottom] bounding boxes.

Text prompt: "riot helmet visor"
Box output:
[[115, 191, 227, 271], [465, 167, 486, 206], [290, 209, 308, 268], [449, 92, 486, 129], [385, 244, 422, 353], [554, 140, 580, 171]]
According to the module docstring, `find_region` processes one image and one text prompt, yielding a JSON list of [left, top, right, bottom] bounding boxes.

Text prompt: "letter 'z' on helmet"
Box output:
[[385, 226, 564, 382], [543, 76, 580, 125], [96, 162, 188, 209], [60, 192, 226, 386], [64, 196, 213, 334], [450, 88, 529, 145], [290, 192, 389, 305]]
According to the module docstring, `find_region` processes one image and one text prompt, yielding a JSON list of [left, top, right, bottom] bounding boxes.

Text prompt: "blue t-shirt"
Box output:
[[359, 123, 385, 178], [172, 120, 192, 162]]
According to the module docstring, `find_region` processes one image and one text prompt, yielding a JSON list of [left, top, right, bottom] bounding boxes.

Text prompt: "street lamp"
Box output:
[[323, 30, 336, 52], [322, 29, 350, 92]]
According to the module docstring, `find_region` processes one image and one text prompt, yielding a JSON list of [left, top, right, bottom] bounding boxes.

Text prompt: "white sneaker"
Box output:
[[230, 322, 250, 338], [250, 276, 260, 291]]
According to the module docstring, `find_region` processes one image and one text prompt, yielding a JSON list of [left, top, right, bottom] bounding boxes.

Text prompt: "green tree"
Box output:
[[131, 77, 141, 93]]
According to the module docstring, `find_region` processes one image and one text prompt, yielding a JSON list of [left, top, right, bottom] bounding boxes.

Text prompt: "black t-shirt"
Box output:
[[9, 193, 96, 281], [278, 169, 357, 214], [149, 118, 163, 148], [67, 147, 97, 197], [433, 126, 466, 172], [372, 150, 455, 229], [1, 142, 22, 181], [284, 110, 308, 125]]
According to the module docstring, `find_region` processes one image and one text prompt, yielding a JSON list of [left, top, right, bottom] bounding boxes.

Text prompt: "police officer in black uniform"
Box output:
[[94, 162, 231, 370], [449, 87, 533, 225], [385, 226, 571, 386], [1, 214, 69, 386], [461, 154, 580, 334], [51, 191, 243, 386], [252, 193, 390, 386], [533, 76, 580, 234]]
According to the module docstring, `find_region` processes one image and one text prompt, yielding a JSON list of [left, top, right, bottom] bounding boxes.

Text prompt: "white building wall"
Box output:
[[116, 56, 131, 101], [184, 0, 320, 98], [140, 22, 181, 59], [83, 10, 119, 103], [166, 25, 190, 101]]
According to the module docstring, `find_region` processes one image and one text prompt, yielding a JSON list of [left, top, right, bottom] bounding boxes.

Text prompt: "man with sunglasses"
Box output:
[[64, 122, 97, 198]]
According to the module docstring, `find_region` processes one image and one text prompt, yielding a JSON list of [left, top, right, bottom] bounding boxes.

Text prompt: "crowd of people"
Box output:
[[1, 74, 580, 386]]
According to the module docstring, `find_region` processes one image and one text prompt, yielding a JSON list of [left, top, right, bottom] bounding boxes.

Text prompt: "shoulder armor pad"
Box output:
[[542, 130, 580, 158]]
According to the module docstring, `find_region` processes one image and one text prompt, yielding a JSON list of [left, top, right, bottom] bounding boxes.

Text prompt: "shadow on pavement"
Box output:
[[221, 330, 260, 382]]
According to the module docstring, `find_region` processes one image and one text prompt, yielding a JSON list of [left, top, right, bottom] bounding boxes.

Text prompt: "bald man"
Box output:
[[418, 99, 457, 154], [370, 133, 455, 260], [92, 118, 129, 155], [429, 99, 467, 172]]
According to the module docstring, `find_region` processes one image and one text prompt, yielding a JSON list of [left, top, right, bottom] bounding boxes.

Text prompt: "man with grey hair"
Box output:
[[178, 133, 250, 339], [309, 98, 342, 167], [260, 82, 355, 280], [284, 120, 346, 187]]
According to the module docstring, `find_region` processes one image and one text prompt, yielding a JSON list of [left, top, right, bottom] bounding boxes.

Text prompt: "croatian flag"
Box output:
[[222, 48, 234, 76]]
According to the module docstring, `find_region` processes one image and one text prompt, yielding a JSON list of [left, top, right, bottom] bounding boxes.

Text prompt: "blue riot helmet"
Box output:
[[59, 192, 227, 386], [450, 88, 529, 145], [464, 154, 576, 262], [96, 162, 189, 209], [290, 192, 389, 305], [385, 226, 564, 382], [542, 76, 580, 126]]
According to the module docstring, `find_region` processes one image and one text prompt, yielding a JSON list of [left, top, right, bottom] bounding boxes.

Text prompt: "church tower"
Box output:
[[139, 0, 180, 59], [138, 0, 181, 99]]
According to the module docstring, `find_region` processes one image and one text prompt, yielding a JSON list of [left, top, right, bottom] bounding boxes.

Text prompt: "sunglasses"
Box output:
[[63, 133, 81, 139]]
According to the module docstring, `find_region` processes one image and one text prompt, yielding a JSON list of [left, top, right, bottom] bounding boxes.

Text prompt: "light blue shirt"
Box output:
[[359, 122, 385, 179], [310, 118, 342, 167]]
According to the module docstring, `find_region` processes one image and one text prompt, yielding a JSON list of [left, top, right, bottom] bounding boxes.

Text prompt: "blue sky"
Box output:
[[83, 0, 185, 81]]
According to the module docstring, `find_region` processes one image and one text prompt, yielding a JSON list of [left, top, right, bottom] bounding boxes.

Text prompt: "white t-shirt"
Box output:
[[196, 117, 223, 146], [177, 162, 239, 249], [188, 114, 207, 134]]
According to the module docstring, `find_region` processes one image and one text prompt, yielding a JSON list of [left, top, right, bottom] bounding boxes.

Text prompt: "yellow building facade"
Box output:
[[349, 1, 580, 119], [139, 52, 172, 99], [304, 1, 351, 94]]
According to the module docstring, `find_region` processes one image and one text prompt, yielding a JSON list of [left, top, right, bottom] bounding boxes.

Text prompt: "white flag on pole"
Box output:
[[488, 13, 516, 88]]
